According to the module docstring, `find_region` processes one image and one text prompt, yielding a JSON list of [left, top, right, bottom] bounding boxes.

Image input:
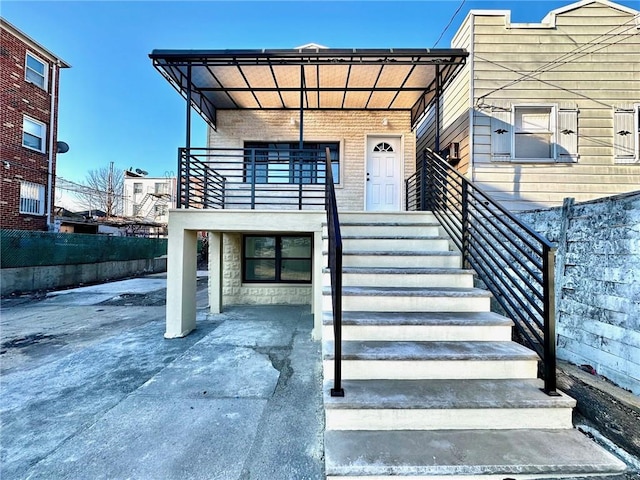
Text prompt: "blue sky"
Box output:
[[3, 0, 637, 183]]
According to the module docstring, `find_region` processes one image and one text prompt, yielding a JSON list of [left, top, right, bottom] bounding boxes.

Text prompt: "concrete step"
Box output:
[[321, 311, 512, 342], [337, 211, 438, 224], [323, 379, 576, 431], [323, 340, 539, 380], [326, 223, 442, 238], [323, 267, 474, 289], [322, 287, 491, 313], [324, 429, 627, 479], [339, 251, 461, 268], [323, 236, 450, 253]]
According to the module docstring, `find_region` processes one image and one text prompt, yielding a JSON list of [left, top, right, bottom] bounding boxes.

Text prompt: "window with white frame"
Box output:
[[133, 182, 143, 194], [22, 116, 46, 153], [514, 106, 554, 159], [154, 204, 167, 216], [26, 52, 48, 90], [613, 106, 640, 164], [155, 182, 169, 194], [490, 103, 578, 163], [19, 181, 45, 215]]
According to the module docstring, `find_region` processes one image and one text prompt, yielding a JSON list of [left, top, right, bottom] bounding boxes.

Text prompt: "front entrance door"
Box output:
[[365, 136, 402, 211]]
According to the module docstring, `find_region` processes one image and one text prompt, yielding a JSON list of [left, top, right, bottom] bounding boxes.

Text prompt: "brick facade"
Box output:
[[0, 20, 67, 231]]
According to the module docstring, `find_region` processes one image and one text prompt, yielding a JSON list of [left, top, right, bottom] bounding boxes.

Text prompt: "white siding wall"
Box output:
[[209, 110, 415, 211], [469, 3, 640, 211], [415, 15, 472, 174]]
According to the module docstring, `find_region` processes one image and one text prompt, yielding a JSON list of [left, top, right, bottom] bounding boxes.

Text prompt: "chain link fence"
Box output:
[[1, 230, 167, 269]]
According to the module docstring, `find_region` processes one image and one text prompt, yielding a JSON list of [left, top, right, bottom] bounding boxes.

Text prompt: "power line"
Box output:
[[433, 0, 466, 48]]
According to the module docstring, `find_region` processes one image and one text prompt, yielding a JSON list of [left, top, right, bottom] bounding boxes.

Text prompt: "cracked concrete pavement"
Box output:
[[0, 274, 325, 479]]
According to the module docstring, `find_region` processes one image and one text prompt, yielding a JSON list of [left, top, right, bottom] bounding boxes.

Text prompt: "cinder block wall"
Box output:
[[518, 191, 640, 395], [220, 233, 311, 306], [209, 110, 415, 210]]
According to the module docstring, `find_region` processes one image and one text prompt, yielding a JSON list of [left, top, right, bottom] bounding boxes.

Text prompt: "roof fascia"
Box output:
[[0, 18, 71, 67], [542, 0, 639, 24]]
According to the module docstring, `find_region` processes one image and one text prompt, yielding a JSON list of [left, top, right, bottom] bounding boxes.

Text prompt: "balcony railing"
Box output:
[[406, 148, 558, 395], [178, 147, 332, 210]]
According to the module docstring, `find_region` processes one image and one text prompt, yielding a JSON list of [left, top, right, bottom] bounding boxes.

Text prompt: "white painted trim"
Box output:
[[364, 134, 405, 212], [510, 103, 558, 162], [543, 0, 639, 23]]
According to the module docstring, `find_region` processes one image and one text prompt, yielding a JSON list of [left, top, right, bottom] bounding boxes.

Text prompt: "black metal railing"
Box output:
[[178, 147, 333, 210], [406, 148, 558, 395], [324, 147, 344, 397]]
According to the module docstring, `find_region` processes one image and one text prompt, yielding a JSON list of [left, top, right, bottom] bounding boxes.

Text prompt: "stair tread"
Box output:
[[323, 340, 538, 361], [324, 221, 440, 227], [323, 379, 576, 409], [324, 429, 626, 477], [322, 311, 512, 327], [328, 267, 472, 274], [341, 250, 458, 256], [324, 286, 491, 297], [324, 234, 448, 240]]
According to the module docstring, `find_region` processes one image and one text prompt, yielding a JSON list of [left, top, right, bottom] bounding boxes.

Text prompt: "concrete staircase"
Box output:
[[321, 212, 626, 479]]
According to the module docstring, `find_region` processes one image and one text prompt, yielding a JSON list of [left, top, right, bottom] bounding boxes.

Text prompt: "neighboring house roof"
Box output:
[[149, 48, 468, 129], [542, 0, 639, 24], [0, 17, 71, 68], [463, 0, 638, 29]]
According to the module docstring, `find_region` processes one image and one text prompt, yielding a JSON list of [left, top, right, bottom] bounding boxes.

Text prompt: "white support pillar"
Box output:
[[165, 226, 198, 338], [312, 230, 324, 341], [208, 231, 223, 314]]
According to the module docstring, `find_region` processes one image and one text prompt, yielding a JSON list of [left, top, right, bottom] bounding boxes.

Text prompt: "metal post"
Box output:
[[420, 150, 427, 211], [434, 65, 441, 154], [543, 246, 559, 395], [461, 181, 470, 268], [298, 65, 305, 210], [184, 65, 192, 209], [250, 149, 256, 209]]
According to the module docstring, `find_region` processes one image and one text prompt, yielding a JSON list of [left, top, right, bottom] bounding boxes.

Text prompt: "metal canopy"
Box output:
[[149, 47, 468, 130]]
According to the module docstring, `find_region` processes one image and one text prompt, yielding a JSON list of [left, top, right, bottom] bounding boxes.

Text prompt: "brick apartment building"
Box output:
[[0, 18, 70, 231]]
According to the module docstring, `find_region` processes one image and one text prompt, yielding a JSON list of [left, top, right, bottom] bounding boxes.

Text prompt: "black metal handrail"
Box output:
[[178, 147, 331, 210], [324, 147, 344, 397], [406, 148, 558, 395]]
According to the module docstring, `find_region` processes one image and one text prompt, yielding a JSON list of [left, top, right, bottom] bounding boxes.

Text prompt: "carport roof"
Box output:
[[149, 47, 468, 130]]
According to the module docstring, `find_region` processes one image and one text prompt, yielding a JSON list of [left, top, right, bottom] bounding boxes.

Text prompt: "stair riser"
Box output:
[[341, 254, 461, 268], [325, 408, 574, 431], [323, 295, 490, 312], [327, 225, 441, 237], [324, 238, 450, 252], [321, 325, 512, 342], [326, 473, 595, 480], [323, 272, 474, 288], [338, 212, 437, 224], [323, 360, 538, 380]]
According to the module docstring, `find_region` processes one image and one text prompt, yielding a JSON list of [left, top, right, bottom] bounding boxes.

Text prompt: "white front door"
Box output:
[[365, 136, 402, 211]]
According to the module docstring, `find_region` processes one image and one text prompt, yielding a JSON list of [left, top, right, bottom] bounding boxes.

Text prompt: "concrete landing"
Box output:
[[325, 429, 627, 478], [0, 295, 324, 480]]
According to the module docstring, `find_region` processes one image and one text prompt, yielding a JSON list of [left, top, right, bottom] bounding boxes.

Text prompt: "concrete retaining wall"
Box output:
[[1, 257, 167, 296], [518, 191, 640, 395]]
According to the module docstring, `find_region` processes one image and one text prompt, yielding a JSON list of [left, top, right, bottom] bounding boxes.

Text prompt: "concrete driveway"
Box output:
[[0, 274, 324, 479]]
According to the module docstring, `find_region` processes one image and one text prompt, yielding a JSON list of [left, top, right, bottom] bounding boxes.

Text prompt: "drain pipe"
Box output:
[[46, 61, 59, 230]]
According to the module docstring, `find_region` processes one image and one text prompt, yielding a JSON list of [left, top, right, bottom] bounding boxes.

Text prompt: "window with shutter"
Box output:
[[490, 106, 511, 162], [557, 109, 579, 162], [614, 107, 638, 164], [513, 106, 555, 160]]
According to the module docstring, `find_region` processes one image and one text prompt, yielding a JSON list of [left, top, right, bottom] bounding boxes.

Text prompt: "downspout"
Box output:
[[46, 61, 59, 230]]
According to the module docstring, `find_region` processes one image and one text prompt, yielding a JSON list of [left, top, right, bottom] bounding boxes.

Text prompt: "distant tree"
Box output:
[[74, 163, 124, 217]]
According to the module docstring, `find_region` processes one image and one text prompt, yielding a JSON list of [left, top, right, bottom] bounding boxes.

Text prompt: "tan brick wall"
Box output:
[[220, 233, 311, 305], [208, 110, 415, 210]]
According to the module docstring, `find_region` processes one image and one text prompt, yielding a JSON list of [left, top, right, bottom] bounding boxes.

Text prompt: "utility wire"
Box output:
[[476, 18, 638, 103], [433, 0, 466, 48]]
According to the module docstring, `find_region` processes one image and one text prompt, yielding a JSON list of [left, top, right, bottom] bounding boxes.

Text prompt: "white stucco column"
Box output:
[[208, 231, 223, 314], [312, 229, 324, 340], [165, 225, 198, 338]]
